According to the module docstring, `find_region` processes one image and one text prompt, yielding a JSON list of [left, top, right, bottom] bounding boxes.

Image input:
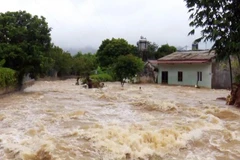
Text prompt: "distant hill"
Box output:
[[64, 46, 97, 55]]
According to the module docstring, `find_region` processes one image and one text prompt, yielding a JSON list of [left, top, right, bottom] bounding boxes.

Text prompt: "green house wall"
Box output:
[[157, 63, 212, 88]]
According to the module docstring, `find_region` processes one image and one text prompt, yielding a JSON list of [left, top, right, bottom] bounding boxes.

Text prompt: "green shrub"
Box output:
[[235, 74, 240, 84], [81, 76, 103, 84], [96, 66, 104, 74], [90, 73, 113, 82], [0, 67, 17, 88]]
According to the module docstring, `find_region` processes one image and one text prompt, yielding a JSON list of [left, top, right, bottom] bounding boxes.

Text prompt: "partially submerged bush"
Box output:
[[81, 77, 101, 84], [0, 67, 17, 88], [90, 73, 113, 82]]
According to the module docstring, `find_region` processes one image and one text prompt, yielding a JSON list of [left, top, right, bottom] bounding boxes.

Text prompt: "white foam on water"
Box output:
[[0, 79, 239, 159]]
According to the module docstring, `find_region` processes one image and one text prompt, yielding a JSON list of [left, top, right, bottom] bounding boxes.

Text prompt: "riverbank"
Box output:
[[0, 76, 79, 97], [0, 86, 18, 95], [0, 79, 35, 97]]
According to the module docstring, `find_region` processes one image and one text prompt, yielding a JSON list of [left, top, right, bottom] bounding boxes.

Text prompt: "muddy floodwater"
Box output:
[[0, 79, 240, 160]]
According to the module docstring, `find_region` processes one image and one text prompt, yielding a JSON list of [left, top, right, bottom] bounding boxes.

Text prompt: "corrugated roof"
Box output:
[[157, 60, 209, 64], [158, 50, 215, 61]]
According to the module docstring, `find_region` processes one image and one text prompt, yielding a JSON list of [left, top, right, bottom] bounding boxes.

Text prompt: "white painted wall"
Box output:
[[158, 63, 212, 88]]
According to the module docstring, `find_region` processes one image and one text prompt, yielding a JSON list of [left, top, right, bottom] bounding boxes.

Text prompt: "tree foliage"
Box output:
[[72, 52, 97, 76], [39, 45, 73, 77], [96, 38, 137, 68], [184, 0, 240, 61], [147, 42, 158, 60], [155, 44, 176, 59], [113, 54, 144, 84], [0, 59, 5, 67], [48, 46, 73, 76], [90, 73, 113, 82], [39, 47, 98, 77], [0, 11, 51, 83], [0, 67, 17, 88]]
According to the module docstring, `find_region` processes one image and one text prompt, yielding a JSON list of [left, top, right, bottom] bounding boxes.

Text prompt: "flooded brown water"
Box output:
[[0, 79, 240, 160]]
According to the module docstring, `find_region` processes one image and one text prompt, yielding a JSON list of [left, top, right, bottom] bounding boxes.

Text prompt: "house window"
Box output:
[[197, 72, 202, 81], [178, 71, 183, 82]]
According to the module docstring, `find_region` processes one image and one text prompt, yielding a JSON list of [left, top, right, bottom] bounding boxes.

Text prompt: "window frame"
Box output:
[[197, 71, 202, 81], [178, 71, 183, 82]]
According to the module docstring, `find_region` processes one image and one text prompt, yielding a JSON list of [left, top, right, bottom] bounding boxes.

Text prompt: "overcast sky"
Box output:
[[0, 0, 212, 52]]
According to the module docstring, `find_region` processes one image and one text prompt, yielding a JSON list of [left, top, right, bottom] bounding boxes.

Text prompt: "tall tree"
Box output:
[[96, 38, 137, 68], [184, 0, 240, 87], [47, 45, 72, 77], [72, 52, 97, 76], [185, 0, 240, 60], [147, 42, 158, 60], [155, 44, 176, 59], [113, 54, 144, 86], [0, 11, 51, 83]]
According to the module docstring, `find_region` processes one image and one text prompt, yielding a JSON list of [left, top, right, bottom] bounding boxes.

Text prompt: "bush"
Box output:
[[96, 66, 104, 74], [81, 77, 100, 85], [235, 74, 240, 84], [90, 73, 113, 82], [0, 67, 17, 88]]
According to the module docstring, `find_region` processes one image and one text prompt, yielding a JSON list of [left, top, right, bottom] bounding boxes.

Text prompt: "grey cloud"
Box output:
[[0, 0, 212, 53]]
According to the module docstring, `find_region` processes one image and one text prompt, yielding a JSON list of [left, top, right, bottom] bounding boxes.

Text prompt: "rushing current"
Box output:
[[0, 79, 240, 160]]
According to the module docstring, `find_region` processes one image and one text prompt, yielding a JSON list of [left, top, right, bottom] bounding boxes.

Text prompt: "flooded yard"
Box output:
[[0, 79, 239, 160]]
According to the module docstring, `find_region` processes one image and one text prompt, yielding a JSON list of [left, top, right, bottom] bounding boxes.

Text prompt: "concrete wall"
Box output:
[[212, 62, 231, 89], [139, 63, 156, 83], [158, 63, 212, 88]]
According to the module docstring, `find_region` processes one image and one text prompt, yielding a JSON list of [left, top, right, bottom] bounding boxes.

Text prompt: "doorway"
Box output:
[[162, 71, 168, 84]]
